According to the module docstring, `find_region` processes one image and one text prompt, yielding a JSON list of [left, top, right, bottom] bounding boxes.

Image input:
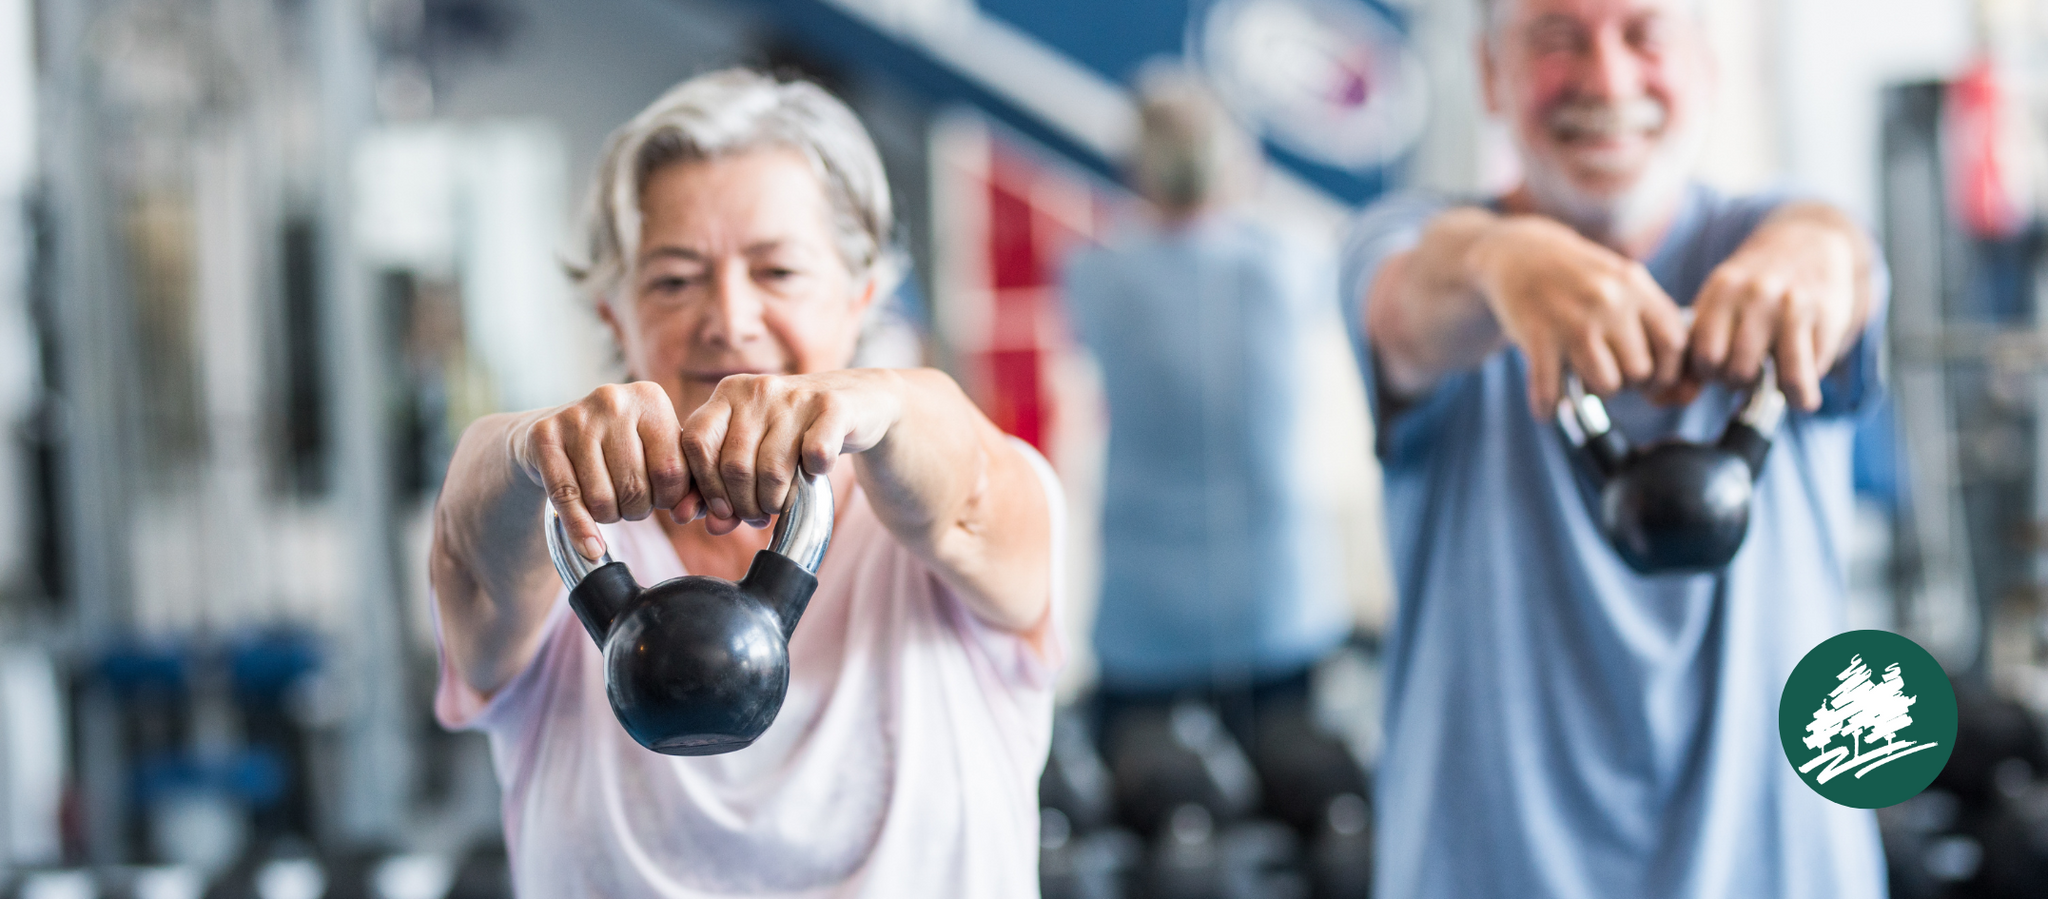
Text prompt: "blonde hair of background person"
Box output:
[[1126, 66, 1259, 219], [428, 69, 1062, 896]]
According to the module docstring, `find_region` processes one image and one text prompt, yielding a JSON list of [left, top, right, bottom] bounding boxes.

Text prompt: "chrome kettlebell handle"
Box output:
[[1559, 371, 1614, 443], [543, 467, 836, 589], [767, 469, 835, 572], [1556, 361, 1786, 446], [546, 500, 615, 588], [1733, 363, 1785, 435]]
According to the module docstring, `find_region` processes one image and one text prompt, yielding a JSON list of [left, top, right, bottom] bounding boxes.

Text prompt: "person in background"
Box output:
[[1343, 0, 1884, 895], [428, 69, 1062, 897], [1061, 69, 1359, 827]]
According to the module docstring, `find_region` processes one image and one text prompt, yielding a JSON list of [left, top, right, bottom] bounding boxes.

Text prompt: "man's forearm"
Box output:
[[1364, 207, 1511, 402]]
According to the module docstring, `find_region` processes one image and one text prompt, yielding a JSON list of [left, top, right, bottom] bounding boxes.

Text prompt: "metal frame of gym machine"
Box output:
[[1880, 79, 2048, 691], [32, 0, 416, 863]]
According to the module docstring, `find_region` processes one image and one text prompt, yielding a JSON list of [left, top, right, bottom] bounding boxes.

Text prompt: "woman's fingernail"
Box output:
[[580, 537, 604, 560], [710, 497, 732, 519]]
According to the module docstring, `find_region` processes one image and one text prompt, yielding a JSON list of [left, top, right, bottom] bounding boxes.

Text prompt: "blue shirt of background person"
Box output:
[[1065, 213, 1351, 688], [1341, 0, 1891, 896]]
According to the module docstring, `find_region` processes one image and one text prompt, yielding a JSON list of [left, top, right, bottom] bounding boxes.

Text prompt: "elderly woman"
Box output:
[[428, 70, 1061, 896]]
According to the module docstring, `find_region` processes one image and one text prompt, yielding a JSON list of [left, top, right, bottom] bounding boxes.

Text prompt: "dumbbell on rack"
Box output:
[[1246, 702, 1373, 898], [1103, 702, 1260, 840], [1881, 683, 2048, 899], [1041, 711, 1140, 899], [1144, 804, 1306, 899]]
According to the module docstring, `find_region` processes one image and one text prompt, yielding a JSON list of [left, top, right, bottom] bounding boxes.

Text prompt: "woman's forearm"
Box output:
[[430, 409, 563, 696], [855, 368, 1052, 632]]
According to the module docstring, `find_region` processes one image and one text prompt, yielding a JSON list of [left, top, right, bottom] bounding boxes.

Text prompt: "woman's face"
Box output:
[[604, 147, 875, 417]]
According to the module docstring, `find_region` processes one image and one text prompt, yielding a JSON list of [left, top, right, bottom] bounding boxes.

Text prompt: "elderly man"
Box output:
[[1343, 0, 1885, 896]]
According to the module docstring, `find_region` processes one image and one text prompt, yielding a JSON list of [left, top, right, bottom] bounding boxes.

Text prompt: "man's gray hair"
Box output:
[[1477, 0, 1505, 31], [565, 69, 899, 303], [1478, 0, 1701, 40], [1477, 0, 1525, 39]]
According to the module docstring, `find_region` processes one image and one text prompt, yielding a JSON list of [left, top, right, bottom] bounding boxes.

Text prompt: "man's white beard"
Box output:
[[1514, 98, 1702, 249]]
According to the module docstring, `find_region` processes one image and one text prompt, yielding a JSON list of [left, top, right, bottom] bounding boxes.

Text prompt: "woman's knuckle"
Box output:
[[615, 476, 649, 507], [528, 417, 561, 446], [649, 460, 688, 487], [547, 481, 583, 507]]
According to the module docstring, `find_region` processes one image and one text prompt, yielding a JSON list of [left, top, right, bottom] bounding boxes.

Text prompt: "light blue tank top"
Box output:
[[1063, 215, 1352, 688]]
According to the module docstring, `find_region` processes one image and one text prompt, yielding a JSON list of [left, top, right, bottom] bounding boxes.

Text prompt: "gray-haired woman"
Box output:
[[429, 69, 1062, 896]]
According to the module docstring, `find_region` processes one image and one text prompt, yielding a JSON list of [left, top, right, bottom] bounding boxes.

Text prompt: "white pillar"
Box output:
[[317, 0, 412, 843], [0, 0, 33, 599]]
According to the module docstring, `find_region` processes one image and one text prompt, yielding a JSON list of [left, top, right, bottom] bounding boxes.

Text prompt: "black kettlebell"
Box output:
[[543, 469, 833, 755], [1556, 366, 1784, 574]]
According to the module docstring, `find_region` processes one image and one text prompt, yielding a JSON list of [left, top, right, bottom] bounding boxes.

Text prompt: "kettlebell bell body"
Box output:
[[545, 471, 834, 755], [1559, 369, 1783, 575]]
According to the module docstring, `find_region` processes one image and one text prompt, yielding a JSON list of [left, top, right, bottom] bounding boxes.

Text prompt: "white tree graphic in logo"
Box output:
[[1798, 654, 1942, 783]]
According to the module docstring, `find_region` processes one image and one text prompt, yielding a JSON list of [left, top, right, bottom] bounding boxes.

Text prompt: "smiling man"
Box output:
[[1342, 0, 1885, 896]]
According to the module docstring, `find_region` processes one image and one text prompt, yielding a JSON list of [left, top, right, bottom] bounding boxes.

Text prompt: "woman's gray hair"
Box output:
[[564, 68, 900, 304]]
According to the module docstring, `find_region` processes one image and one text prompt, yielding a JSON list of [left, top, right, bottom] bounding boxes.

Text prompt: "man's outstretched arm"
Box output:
[[1364, 207, 1689, 419], [1686, 201, 1877, 411]]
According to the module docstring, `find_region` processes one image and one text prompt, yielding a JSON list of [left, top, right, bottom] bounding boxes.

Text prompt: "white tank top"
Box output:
[[434, 443, 1063, 897]]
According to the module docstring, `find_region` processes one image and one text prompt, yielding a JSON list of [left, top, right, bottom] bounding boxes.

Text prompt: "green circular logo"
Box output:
[[1779, 629, 1957, 808]]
